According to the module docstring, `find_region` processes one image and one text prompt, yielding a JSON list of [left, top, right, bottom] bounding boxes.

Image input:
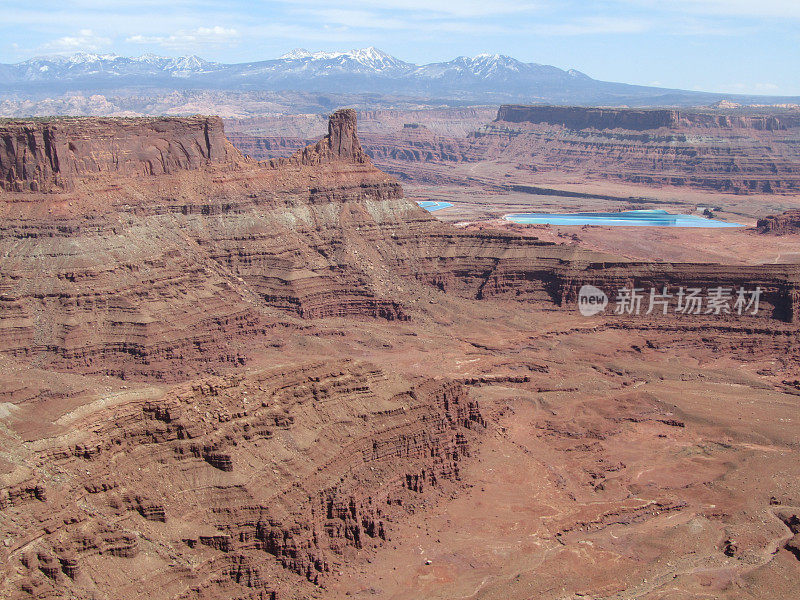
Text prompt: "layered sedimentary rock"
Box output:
[[362, 124, 478, 168], [496, 104, 800, 131], [0, 360, 484, 599], [757, 209, 800, 234], [225, 132, 310, 160], [391, 230, 800, 322], [1, 108, 799, 385], [0, 109, 423, 379], [3, 109, 800, 600], [472, 105, 800, 194], [0, 116, 237, 192]]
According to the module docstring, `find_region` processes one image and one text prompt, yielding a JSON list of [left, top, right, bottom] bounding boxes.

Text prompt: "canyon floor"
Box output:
[[404, 176, 800, 265], [2, 107, 800, 600]]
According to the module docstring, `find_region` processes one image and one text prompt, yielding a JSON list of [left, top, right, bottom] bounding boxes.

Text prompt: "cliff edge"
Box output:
[[496, 104, 799, 131], [0, 115, 239, 192]]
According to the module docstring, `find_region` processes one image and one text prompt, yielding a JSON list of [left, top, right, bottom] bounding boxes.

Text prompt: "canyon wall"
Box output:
[[476, 105, 800, 194], [1, 110, 799, 383], [0, 116, 237, 192], [0, 110, 430, 380], [0, 360, 484, 599], [392, 230, 800, 322], [496, 104, 800, 131]]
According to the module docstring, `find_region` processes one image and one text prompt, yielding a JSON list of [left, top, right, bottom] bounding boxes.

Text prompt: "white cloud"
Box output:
[[624, 0, 800, 19], [532, 17, 652, 35], [126, 26, 239, 49], [39, 29, 111, 53], [282, 0, 543, 18], [297, 9, 411, 30]]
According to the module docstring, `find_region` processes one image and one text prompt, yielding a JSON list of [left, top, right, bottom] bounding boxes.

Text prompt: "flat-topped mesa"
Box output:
[[495, 104, 800, 131], [757, 209, 800, 234], [497, 105, 679, 131], [0, 115, 239, 192], [272, 108, 370, 167]]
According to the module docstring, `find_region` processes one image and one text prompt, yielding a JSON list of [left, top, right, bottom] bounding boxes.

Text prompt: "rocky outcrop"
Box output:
[[473, 105, 800, 194], [496, 104, 800, 131], [0, 116, 238, 192], [757, 209, 800, 234], [0, 110, 425, 379], [0, 360, 484, 599], [1, 109, 799, 384], [271, 109, 369, 167]]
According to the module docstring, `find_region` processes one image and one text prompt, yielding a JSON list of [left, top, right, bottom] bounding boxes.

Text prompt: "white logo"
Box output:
[[578, 285, 608, 316]]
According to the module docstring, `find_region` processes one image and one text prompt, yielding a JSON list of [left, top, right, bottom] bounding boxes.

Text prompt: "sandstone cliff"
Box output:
[[474, 105, 800, 194], [496, 104, 800, 131], [0, 116, 238, 192], [757, 209, 800, 234], [0, 109, 798, 384]]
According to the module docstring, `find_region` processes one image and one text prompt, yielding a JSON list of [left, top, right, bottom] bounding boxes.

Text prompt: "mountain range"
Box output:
[[1, 47, 797, 106]]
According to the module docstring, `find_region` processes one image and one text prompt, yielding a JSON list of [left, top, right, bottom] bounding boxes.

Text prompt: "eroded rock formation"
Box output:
[[0, 360, 484, 599], [757, 209, 800, 234], [0, 116, 237, 192], [2, 109, 800, 600], [473, 105, 800, 194]]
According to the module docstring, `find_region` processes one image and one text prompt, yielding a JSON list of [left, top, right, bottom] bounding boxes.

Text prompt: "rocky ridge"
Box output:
[[1, 109, 799, 382], [757, 209, 800, 234], [472, 105, 800, 194], [1, 360, 484, 599], [0, 116, 237, 192]]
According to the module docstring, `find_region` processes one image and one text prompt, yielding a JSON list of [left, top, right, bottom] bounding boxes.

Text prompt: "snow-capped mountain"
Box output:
[[0, 47, 756, 104], [12, 52, 220, 83], [277, 47, 411, 74]]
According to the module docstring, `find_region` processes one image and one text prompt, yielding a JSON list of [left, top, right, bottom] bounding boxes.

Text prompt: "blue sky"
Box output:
[[2, 0, 798, 95]]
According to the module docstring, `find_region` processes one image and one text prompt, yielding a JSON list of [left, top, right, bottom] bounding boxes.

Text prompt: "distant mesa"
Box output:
[[476, 104, 800, 194], [495, 104, 799, 131]]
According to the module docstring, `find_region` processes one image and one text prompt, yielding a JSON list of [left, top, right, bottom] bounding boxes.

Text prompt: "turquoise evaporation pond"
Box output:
[[504, 209, 742, 228], [417, 200, 454, 212]]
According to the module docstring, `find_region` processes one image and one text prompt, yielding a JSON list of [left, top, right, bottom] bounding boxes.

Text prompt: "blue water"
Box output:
[[417, 200, 454, 212], [504, 209, 742, 228]]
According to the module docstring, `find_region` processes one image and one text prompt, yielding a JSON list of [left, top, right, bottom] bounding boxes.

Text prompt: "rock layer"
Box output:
[[757, 209, 800, 234], [0, 116, 237, 192], [0, 360, 484, 599], [496, 104, 800, 131], [474, 105, 800, 194], [1, 110, 800, 382]]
